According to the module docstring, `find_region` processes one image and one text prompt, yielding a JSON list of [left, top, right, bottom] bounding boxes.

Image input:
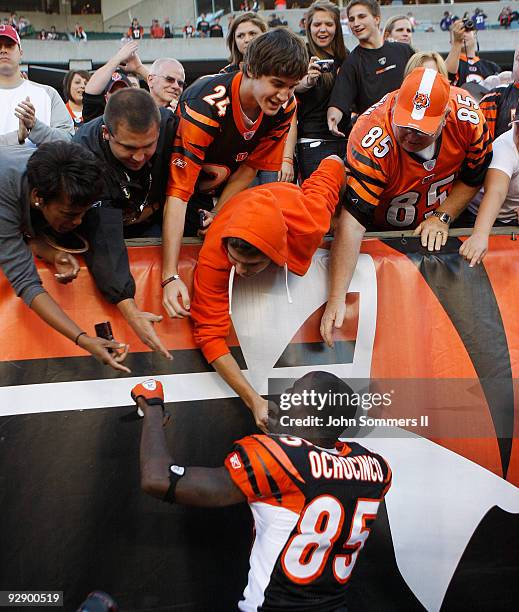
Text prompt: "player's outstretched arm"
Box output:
[[320, 209, 365, 347], [134, 381, 245, 507]]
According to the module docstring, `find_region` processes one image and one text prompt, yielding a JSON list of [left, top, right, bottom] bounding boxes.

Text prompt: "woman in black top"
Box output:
[[295, 1, 348, 181]]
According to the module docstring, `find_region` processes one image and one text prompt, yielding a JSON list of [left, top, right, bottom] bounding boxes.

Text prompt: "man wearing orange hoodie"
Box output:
[[190, 156, 346, 431]]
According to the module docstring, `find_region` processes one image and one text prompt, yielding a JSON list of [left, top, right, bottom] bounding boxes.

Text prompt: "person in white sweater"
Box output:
[[0, 24, 73, 146]]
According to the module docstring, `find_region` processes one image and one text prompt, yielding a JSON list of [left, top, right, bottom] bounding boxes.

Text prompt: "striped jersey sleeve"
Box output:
[[479, 89, 501, 140], [225, 435, 306, 512]]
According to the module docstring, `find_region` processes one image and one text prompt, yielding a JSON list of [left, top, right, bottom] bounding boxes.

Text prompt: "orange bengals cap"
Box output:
[[393, 67, 450, 136]]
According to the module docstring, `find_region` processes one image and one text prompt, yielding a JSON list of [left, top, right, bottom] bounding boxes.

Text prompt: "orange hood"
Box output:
[[221, 188, 289, 267]]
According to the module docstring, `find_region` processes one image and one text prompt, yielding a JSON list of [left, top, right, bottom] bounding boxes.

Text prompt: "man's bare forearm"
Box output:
[[328, 209, 366, 300], [162, 196, 187, 278], [445, 43, 462, 77], [138, 397, 246, 507], [139, 400, 171, 499], [438, 180, 480, 219], [473, 170, 510, 234], [214, 165, 257, 212], [212, 353, 261, 409], [85, 57, 120, 94]]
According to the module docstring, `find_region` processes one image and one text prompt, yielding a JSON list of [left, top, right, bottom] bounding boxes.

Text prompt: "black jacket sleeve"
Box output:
[[82, 206, 136, 303], [82, 92, 106, 124], [328, 55, 358, 122]]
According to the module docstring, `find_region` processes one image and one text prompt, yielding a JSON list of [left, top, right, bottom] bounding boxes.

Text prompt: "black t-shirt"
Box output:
[[328, 41, 414, 120], [82, 92, 105, 124], [296, 57, 349, 140]]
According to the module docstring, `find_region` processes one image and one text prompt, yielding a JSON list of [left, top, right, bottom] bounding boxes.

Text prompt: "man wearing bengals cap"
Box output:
[[320, 66, 492, 347], [0, 24, 73, 145]]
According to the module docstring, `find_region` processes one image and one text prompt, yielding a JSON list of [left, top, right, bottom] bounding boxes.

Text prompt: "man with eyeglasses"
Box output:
[[73, 88, 178, 359], [147, 58, 185, 112]]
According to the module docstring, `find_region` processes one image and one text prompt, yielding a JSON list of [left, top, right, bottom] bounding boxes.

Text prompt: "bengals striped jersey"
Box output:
[[345, 87, 493, 230], [166, 71, 295, 201], [224, 434, 391, 611], [452, 55, 500, 87], [480, 83, 519, 140]]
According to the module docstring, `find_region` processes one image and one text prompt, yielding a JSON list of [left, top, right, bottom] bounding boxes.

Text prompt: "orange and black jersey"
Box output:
[[451, 55, 500, 87], [480, 82, 519, 140], [166, 71, 296, 201], [225, 434, 391, 611], [344, 87, 493, 230]]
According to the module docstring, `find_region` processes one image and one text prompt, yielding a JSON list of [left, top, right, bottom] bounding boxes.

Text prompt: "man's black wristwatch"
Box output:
[[432, 211, 452, 224]]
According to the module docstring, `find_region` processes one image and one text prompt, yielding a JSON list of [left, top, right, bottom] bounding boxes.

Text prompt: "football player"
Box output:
[[320, 67, 492, 347], [132, 371, 391, 611], [160, 28, 308, 320]]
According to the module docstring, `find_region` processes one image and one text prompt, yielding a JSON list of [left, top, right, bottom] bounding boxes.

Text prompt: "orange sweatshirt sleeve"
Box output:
[[300, 156, 345, 224], [285, 157, 345, 275], [191, 257, 233, 363]]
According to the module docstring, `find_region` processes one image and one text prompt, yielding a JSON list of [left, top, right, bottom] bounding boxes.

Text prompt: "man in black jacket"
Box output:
[[74, 88, 178, 359]]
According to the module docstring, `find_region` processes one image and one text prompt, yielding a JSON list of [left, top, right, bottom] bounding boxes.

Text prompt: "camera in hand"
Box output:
[[199, 209, 207, 229], [95, 321, 114, 342], [462, 18, 475, 31], [95, 321, 115, 354], [315, 59, 334, 73], [76, 591, 118, 612]]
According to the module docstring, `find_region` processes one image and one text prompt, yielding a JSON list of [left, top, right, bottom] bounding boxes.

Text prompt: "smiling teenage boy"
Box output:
[[160, 28, 308, 320], [327, 0, 414, 137]]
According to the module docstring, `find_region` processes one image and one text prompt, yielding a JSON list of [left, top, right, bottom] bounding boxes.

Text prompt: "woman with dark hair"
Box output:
[[295, 1, 348, 181], [62, 69, 90, 129], [0, 142, 129, 371], [221, 12, 267, 74]]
